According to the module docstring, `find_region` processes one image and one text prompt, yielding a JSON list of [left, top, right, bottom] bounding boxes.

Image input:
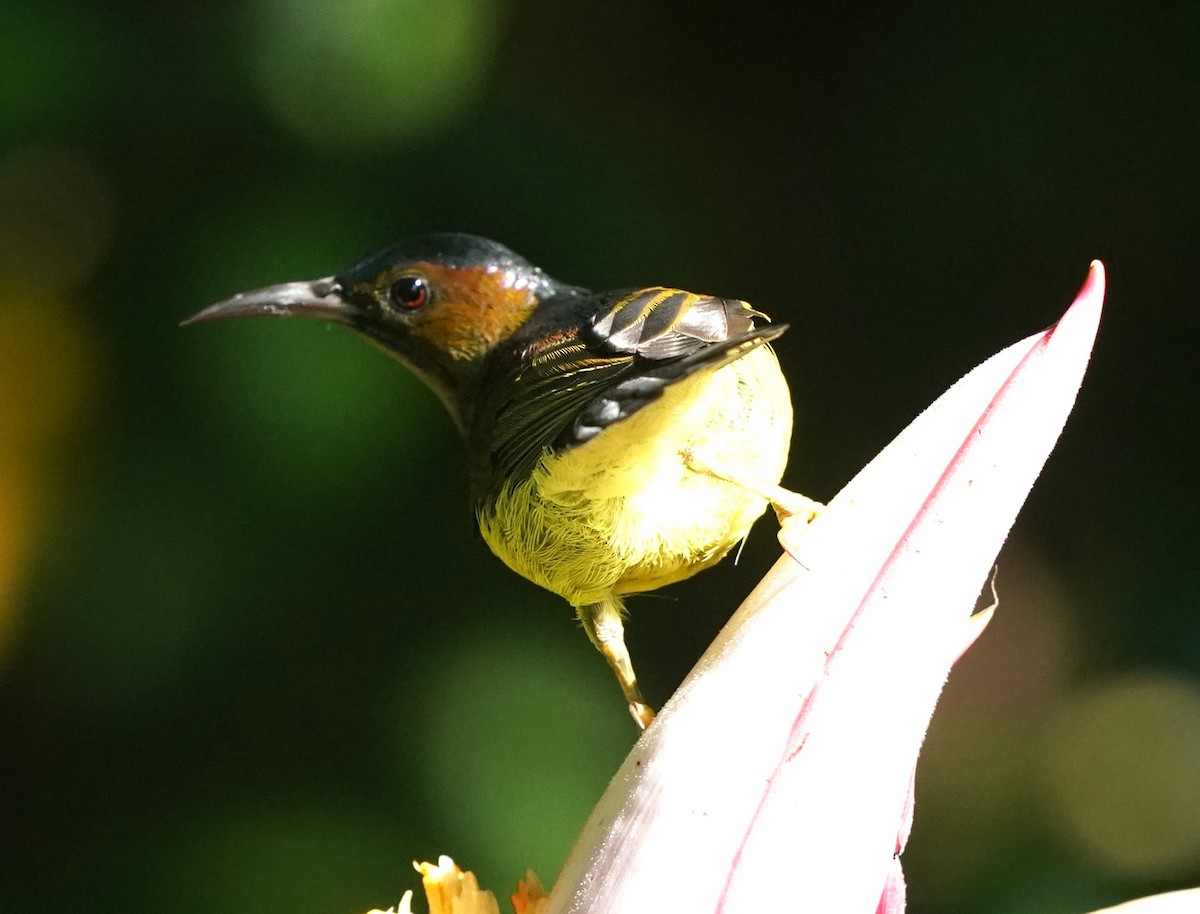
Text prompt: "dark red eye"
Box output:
[[389, 275, 429, 310]]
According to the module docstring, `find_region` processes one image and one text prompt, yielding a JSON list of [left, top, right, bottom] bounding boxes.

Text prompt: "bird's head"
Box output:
[[185, 233, 555, 430]]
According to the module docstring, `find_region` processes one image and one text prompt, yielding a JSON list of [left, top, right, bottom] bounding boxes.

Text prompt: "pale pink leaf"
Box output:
[[547, 263, 1105, 914], [1087, 889, 1200, 914]]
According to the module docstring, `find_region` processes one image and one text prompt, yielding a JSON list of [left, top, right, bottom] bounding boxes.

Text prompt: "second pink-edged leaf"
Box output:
[[1088, 889, 1200, 913]]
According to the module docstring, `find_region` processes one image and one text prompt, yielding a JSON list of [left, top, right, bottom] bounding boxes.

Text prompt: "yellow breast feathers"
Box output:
[[479, 342, 792, 608]]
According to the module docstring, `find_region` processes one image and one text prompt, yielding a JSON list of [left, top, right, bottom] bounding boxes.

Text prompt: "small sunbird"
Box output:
[[186, 234, 817, 728]]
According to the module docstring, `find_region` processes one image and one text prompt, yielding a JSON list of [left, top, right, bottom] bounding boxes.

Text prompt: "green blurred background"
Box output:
[[0, 1, 1196, 912]]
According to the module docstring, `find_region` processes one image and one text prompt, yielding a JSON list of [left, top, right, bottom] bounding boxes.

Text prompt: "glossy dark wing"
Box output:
[[589, 287, 768, 357], [474, 287, 786, 505], [571, 288, 785, 441]]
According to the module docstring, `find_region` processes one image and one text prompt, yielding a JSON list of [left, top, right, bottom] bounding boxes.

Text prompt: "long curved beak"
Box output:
[[181, 277, 354, 326]]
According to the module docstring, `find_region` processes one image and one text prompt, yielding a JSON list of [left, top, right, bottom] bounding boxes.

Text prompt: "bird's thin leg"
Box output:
[[578, 599, 656, 730], [684, 449, 823, 525]]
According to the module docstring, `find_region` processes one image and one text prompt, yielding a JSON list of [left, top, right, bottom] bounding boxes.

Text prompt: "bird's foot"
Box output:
[[769, 491, 823, 526], [629, 700, 656, 731]]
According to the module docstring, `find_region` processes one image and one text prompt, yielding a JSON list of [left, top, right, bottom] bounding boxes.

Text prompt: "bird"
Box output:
[[185, 233, 817, 729]]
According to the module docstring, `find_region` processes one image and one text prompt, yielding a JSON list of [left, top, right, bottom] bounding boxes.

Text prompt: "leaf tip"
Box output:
[[1075, 259, 1106, 313], [1046, 259, 1105, 350], [1085, 259, 1106, 296]]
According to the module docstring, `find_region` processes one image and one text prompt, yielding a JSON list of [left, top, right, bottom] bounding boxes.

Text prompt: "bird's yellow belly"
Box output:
[[478, 345, 793, 608]]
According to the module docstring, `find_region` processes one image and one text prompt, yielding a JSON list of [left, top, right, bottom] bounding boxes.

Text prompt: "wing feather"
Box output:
[[471, 287, 786, 507]]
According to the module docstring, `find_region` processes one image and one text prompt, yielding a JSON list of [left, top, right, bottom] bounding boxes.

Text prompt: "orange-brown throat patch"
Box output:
[[405, 262, 540, 360]]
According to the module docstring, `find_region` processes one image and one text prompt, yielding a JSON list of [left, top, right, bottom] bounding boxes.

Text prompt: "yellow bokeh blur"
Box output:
[[0, 287, 103, 657], [1040, 672, 1200, 880], [243, 0, 504, 150], [0, 145, 111, 657]]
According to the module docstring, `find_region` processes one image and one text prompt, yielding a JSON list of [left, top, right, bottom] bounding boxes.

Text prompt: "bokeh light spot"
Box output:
[[1040, 672, 1200, 880], [243, 0, 504, 150]]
